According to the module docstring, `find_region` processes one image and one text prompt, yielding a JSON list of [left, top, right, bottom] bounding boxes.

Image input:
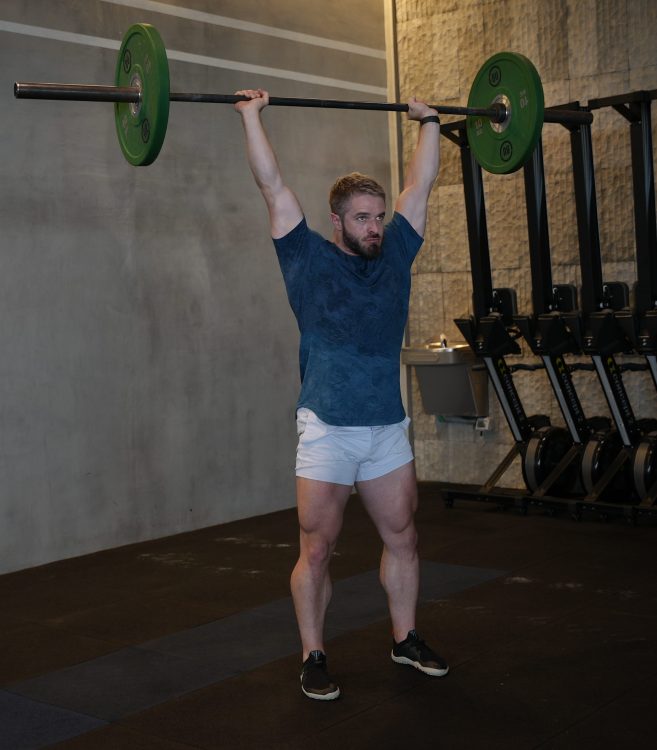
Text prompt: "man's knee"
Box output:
[[300, 532, 335, 569], [384, 518, 418, 556]]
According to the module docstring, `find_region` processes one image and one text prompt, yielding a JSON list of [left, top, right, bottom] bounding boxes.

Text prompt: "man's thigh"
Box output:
[[356, 461, 418, 541], [296, 476, 353, 542]]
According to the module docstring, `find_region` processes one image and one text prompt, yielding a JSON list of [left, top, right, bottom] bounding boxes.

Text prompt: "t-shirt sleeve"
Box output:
[[272, 217, 313, 315], [386, 211, 424, 265], [273, 217, 308, 270]]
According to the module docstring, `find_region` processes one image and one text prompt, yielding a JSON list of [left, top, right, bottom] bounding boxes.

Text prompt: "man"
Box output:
[[235, 89, 446, 700]]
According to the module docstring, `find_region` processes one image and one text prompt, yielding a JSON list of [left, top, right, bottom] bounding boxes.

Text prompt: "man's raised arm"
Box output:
[[394, 97, 441, 237], [234, 89, 303, 239]]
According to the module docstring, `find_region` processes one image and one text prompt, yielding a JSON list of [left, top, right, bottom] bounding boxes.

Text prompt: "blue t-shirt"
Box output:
[[273, 211, 423, 426]]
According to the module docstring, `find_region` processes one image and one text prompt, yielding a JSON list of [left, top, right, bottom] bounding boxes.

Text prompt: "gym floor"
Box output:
[[2, 484, 656, 750]]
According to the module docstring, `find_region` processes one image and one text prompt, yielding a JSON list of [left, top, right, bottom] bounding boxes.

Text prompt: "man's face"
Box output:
[[333, 193, 386, 259]]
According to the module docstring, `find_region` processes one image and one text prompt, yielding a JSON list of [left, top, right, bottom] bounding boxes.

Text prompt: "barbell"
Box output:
[[13, 23, 593, 172]]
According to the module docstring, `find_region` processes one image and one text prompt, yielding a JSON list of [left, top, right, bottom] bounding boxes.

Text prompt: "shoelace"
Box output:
[[406, 634, 436, 660], [304, 652, 327, 674], [406, 631, 426, 648]]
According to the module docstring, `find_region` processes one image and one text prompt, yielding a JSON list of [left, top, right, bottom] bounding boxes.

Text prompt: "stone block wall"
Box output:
[[395, 0, 657, 485]]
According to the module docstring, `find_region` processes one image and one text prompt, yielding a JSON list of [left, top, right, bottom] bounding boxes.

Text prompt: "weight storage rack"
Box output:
[[432, 100, 657, 523]]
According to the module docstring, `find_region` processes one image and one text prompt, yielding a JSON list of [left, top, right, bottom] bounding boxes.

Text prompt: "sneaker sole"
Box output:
[[300, 676, 341, 701], [391, 652, 449, 677]]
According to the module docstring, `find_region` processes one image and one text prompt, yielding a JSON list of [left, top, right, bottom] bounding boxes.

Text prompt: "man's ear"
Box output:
[[330, 212, 342, 232]]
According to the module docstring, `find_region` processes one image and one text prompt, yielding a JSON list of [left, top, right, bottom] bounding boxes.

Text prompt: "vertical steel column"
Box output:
[[460, 140, 494, 320], [459, 135, 532, 443], [570, 120, 605, 314], [522, 137, 590, 444], [571, 116, 641, 447], [629, 98, 657, 312], [523, 139, 554, 314]]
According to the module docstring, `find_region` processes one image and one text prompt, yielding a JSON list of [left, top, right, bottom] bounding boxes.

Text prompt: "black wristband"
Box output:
[[420, 115, 441, 126]]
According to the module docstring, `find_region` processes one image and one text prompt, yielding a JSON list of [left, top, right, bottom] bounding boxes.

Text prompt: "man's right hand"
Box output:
[[234, 88, 269, 114], [406, 96, 438, 122], [233, 86, 303, 238]]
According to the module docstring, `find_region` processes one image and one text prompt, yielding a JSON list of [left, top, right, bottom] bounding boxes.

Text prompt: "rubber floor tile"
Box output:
[[8, 647, 223, 722], [0, 623, 120, 686], [47, 724, 201, 750], [0, 691, 105, 750]]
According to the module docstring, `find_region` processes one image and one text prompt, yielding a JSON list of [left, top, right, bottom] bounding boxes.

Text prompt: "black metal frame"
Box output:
[[567, 106, 642, 453], [441, 120, 574, 510], [589, 90, 657, 507], [444, 125, 533, 446], [439, 104, 657, 522], [515, 138, 594, 446]]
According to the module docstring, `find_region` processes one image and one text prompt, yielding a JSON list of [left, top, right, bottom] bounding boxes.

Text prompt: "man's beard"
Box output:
[[343, 225, 382, 259]]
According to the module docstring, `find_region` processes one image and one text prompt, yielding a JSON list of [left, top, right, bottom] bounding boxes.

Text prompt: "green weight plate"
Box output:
[[114, 24, 170, 166], [466, 51, 544, 174]]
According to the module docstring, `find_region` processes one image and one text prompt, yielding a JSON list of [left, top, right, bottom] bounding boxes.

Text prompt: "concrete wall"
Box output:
[[0, 0, 389, 573], [396, 0, 657, 485]]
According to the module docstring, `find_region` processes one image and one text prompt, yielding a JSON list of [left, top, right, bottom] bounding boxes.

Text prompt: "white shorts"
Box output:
[[295, 408, 414, 486]]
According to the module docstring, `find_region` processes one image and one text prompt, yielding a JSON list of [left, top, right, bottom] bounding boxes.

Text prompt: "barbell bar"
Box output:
[[13, 23, 593, 171], [13, 81, 508, 118]]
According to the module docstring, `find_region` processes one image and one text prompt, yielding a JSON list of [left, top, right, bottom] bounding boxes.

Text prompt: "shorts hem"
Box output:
[[295, 469, 355, 487], [356, 454, 414, 483]]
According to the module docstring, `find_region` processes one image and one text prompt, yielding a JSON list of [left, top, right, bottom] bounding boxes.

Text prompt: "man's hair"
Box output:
[[329, 172, 386, 217]]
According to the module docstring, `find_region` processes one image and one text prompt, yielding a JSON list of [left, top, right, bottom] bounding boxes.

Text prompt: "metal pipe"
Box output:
[[14, 82, 141, 103], [14, 82, 596, 126], [15, 82, 508, 122], [170, 92, 506, 121], [544, 107, 593, 125]]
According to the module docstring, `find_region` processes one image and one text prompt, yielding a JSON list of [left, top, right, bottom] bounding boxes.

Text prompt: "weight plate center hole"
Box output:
[[490, 94, 511, 133], [130, 74, 142, 118]]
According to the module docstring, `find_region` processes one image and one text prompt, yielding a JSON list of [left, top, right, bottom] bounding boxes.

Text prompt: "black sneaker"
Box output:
[[391, 630, 449, 677], [300, 650, 341, 700]]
